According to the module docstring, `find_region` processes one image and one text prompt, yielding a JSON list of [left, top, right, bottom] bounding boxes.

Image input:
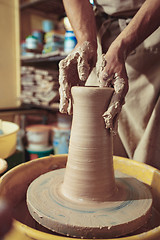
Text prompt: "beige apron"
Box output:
[[86, 1, 160, 169]]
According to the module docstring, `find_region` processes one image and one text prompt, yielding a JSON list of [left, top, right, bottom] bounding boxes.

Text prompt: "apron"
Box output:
[[86, 0, 160, 169]]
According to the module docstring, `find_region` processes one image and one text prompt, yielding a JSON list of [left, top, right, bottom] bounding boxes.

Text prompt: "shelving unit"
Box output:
[[0, 0, 68, 133], [0, 0, 69, 166], [19, 0, 67, 111], [21, 51, 66, 64], [20, 0, 66, 45], [20, 0, 65, 17]]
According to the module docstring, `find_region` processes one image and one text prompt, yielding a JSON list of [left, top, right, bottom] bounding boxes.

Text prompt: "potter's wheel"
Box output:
[[27, 168, 152, 238], [27, 87, 153, 238]]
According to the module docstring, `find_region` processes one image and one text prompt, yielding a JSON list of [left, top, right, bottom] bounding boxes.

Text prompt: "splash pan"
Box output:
[[1, 155, 160, 240]]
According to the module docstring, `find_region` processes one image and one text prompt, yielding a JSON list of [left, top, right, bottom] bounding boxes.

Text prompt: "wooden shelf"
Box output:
[[21, 103, 60, 112], [21, 52, 67, 64], [0, 103, 59, 113], [20, 0, 65, 17]]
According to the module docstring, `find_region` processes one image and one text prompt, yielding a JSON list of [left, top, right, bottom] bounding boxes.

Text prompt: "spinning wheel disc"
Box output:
[[27, 168, 152, 238]]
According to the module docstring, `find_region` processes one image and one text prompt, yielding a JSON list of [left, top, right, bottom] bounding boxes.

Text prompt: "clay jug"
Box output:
[[61, 86, 116, 203]]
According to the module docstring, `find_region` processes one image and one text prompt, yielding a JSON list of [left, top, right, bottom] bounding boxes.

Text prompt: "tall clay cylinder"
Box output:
[[61, 86, 116, 203]]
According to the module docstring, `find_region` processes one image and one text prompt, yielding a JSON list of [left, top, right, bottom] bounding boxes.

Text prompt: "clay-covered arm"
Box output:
[[116, 0, 160, 57], [59, 0, 97, 114], [62, 0, 97, 48], [101, 0, 160, 132], [101, 0, 160, 80]]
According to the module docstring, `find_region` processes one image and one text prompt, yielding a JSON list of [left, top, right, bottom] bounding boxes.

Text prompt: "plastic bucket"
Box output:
[[26, 125, 50, 147], [26, 145, 53, 160], [52, 127, 70, 154]]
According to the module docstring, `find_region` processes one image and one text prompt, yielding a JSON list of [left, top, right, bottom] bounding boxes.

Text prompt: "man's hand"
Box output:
[[59, 41, 97, 114], [99, 43, 129, 133]]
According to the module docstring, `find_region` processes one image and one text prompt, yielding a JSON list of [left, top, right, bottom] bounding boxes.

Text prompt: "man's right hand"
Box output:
[[59, 41, 97, 115]]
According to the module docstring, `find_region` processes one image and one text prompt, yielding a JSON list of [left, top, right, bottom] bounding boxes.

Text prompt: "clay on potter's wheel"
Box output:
[[27, 86, 152, 239]]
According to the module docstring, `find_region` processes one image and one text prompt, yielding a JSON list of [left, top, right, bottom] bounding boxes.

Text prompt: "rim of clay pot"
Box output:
[[71, 86, 114, 90]]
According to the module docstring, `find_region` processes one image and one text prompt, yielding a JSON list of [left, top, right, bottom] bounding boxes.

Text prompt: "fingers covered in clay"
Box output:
[[98, 54, 128, 133], [59, 41, 97, 114], [77, 52, 90, 82], [98, 54, 109, 87], [59, 61, 70, 113], [102, 75, 127, 133]]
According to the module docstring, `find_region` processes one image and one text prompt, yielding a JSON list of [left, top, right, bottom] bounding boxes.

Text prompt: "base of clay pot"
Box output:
[[27, 168, 152, 238]]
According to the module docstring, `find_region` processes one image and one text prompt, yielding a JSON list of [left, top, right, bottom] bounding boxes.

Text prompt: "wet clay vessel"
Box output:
[[27, 86, 152, 238]]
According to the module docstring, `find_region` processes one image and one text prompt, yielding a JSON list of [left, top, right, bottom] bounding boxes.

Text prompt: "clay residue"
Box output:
[[98, 54, 126, 133], [59, 41, 95, 115], [59, 46, 126, 133], [102, 76, 125, 134]]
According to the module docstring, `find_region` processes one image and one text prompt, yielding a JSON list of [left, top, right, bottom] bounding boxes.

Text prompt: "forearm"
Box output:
[[62, 0, 97, 48], [113, 0, 160, 57]]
